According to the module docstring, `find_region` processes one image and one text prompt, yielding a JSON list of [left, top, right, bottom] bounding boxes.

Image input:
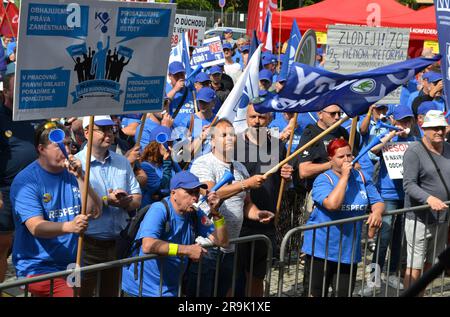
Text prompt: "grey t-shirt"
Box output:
[[403, 141, 450, 224], [190, 152, 250, 253]]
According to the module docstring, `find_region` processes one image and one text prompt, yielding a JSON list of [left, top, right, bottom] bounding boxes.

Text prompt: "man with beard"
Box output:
[[235, 104, 294, 296]]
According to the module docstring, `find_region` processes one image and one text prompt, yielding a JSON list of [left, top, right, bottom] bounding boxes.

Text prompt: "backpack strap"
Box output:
[[323, 172, 334, 186], [134, 199, 171, 281]]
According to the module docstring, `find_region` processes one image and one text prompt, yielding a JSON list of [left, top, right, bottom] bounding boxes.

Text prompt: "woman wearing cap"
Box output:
[[140, 126, 178, 207], [359, 104, 417, 296], [301, 138, 384, 297]]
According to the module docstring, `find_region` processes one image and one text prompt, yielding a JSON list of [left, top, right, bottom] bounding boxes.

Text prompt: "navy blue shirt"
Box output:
[[0, 104, 37, 187]]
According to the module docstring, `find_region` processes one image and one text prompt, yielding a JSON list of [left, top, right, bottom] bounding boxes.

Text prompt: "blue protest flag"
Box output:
[[181, 32, 192, 78], [279, 19, 301, 82], [434, 3, 450, 112], [254, 55, 441, 117], [249, 30, 259, 60]]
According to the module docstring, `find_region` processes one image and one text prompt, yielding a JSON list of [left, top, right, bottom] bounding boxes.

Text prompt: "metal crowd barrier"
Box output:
[[275, 202, 450, 297], [0, 234, 272, 298]]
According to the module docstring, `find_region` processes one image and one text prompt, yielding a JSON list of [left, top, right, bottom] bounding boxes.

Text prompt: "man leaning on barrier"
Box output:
[[121, 171, 228, 297], [10, 122, 102, 297]]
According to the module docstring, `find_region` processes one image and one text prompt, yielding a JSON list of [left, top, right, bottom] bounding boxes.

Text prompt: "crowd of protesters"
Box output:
[[0, 29, 449, 298]]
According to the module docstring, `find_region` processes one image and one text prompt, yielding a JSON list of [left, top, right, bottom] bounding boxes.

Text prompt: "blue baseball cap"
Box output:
[[168, 61, 185, 75], [240, 45, 250, 52], [423, 71, 442, 83], [317, 47, 323, 55], [224, 28, 233, 33], [170, 171, 208, 191], [197, 87, 216, 103], [195, 72, 211, 83], [418, 101, 439, 115], [222, 42, 232, 50], [149, 125, 174, 144], [262, 53, 277, 66], [209, 65, 222, 75], [82, 115, 115, 129], [259, 69, 273, 82], [393, 104, 413, 120]]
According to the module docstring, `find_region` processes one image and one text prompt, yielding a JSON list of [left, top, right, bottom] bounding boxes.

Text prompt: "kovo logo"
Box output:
[[350, 79, 376, 94]]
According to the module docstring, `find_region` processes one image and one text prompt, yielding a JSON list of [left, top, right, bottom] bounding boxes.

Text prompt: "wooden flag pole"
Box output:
[[263, 115, 350, 178], [76, 116, 94, 266], [275, 113, 297, 225], [348, 117, 358, 151], [134, 113, 147, 150]]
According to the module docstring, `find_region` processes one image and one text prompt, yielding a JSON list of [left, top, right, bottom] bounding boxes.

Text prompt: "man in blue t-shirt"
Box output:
[[166, 61, 195, 128], [10, 122, 101, 297], [121, 171, 228, 297]]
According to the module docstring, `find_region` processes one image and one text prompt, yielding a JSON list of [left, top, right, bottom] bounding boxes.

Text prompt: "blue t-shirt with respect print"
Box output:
[[10, 161, 81, 277], [302, 169, 382, 264]]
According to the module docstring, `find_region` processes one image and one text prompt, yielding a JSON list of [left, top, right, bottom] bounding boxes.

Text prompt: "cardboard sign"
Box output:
[[190, 36, 225, 68], [171, 14, 206, 47], [14, 0, 176, 121], [325, 25, 410, 105], [382, 142, 411, 179]]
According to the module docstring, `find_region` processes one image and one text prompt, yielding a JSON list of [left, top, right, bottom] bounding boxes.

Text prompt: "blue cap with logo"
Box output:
[[423, 71, 442, 83], [168, 61, 185, 75], [170, 171, 208, 191], [149, 125, 174, 144], [195, 72, 211, 83], [209, 65, 222, 75], [222, 42, 232, 50], [240, 45, 250, 52], [259, 69, 273, 82], [197, 87, 216, 103], [393, 104, 414, 120], [418, 101, 439, 115], [224, 28, 233, 33], [262, 53, 277, 66]]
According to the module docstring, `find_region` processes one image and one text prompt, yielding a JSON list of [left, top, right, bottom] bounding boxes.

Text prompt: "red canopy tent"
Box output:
[[381, 5, 437, 41], [272, 0, 435, 42]]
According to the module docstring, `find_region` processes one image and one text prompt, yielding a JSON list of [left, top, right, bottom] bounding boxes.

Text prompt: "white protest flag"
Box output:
[[216, 44, 262, 127]]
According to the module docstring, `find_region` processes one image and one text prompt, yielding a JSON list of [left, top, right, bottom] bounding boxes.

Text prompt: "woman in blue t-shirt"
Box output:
[[302, 138, 384, 297], [139, 126, 178, 207]]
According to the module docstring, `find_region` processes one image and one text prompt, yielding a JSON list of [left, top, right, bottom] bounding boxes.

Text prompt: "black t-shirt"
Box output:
[[221, 73, 234, 91], [235, 132, 287, 230], [294, 123, 349, 190], [0, 105, 37, 187]]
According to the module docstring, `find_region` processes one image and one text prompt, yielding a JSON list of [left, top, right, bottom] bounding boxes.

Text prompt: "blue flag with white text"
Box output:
[[279, 19, 301, 82], [434, 1, 450, 112], [254, 55, 441, 117]]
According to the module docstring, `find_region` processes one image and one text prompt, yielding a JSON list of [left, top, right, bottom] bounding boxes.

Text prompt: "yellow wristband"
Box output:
[[168, 243, 179, 256], [213, 216, 226, 229], [102, 195, 108, 206]]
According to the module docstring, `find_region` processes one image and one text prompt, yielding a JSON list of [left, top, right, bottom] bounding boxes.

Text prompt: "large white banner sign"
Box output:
[[14, 0, 176, 121]]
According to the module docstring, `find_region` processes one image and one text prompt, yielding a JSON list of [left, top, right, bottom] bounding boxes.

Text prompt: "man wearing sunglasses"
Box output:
[[294, 104, 350, 214], [76, 115, 142, 297]]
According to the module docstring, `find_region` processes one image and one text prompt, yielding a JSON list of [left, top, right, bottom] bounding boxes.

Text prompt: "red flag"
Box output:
[[246, 0, 277, 40], [0, 1, 19, 38], [0, 4, 6, 22]]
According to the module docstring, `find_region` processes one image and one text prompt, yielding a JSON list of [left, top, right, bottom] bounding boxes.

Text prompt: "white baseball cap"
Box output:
[[421, 110, 449, 128], [82, 115, 115, 129]]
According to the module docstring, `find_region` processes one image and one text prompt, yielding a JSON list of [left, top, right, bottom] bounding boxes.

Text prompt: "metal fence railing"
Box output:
[[0, 234, 272, 297], [275, 202, 450, 297]]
